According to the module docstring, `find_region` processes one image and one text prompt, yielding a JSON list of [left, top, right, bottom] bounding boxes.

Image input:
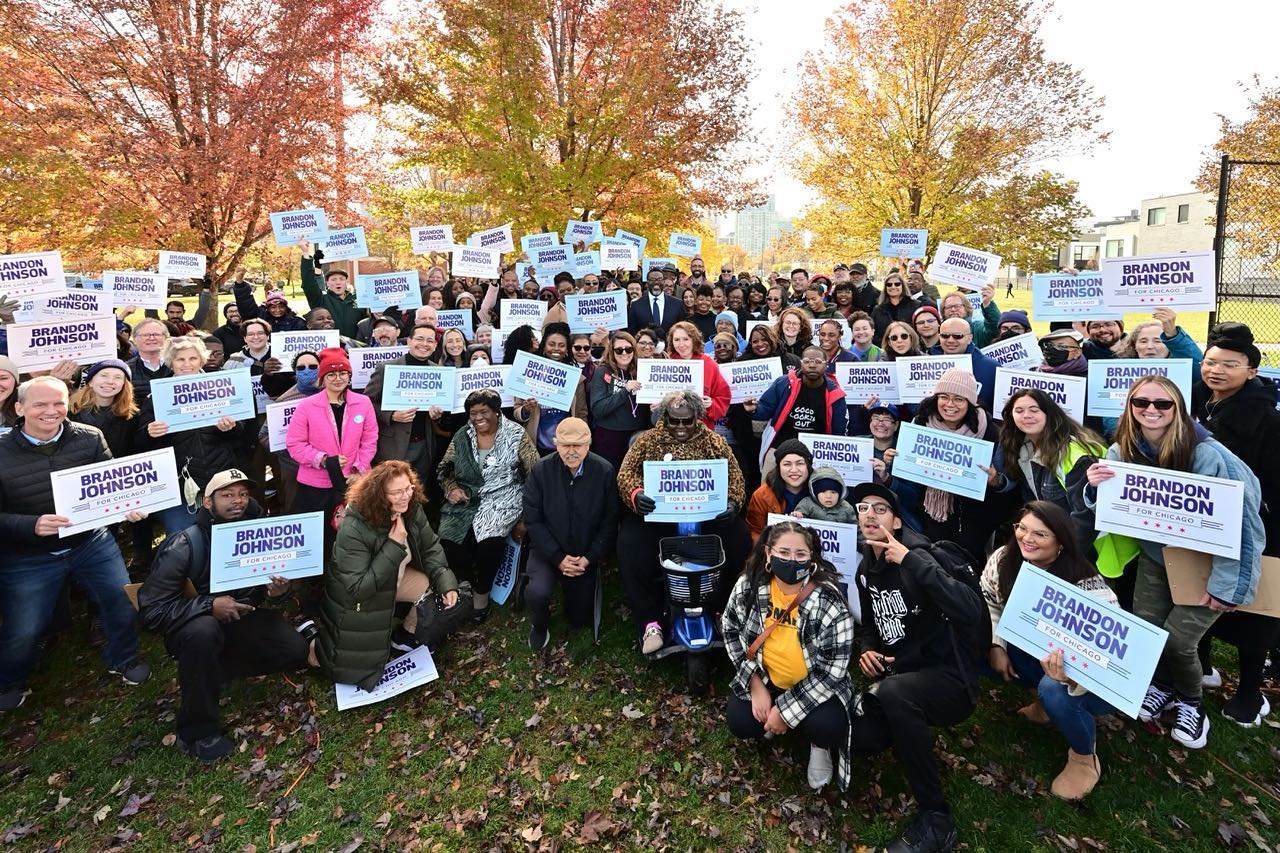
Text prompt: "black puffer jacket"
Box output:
[[138, 398, 243, 490], [138, 501, 268, 634], [0, 421, 112, 554], [69, 405, 142, 460]]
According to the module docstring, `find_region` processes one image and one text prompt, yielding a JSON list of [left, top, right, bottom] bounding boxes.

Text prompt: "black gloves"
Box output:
[[313, 247, 325, 264], [713, 500, 739, 522], [634, 492, 656, 516]]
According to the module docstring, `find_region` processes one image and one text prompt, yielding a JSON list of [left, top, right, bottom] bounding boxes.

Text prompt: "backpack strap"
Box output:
[[746, 581, 817, 660]]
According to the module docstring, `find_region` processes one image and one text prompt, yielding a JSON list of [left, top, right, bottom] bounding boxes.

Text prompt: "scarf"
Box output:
[[922, 408, 988, 523]]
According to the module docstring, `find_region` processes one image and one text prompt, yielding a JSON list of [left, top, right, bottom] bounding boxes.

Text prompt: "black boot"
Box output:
[[886, 810, 957, 853]]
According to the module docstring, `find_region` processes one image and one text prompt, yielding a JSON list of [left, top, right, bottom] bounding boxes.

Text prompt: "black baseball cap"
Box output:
[[851, 482, 900, 516]]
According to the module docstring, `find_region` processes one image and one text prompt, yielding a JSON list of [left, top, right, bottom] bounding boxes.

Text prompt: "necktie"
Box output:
[[652, 296, 661, 324]]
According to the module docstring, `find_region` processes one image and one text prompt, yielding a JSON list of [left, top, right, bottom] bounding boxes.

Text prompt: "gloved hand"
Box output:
[[713, 500, 739, 522], [634, 492, 656, 516], [313, 246, 325, 264]]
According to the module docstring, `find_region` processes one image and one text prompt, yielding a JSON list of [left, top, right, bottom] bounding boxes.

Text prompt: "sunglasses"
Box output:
[[666, 416, 697, 427], [938, 332, 968, 340], [573, 345, 592, 351], [1131, 397, 1176, 411], [887, 333, 911, 341], [613, 346, 634, 354]]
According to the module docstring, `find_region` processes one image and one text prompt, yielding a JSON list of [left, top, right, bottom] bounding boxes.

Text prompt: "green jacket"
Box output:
[[301, 255, 367, 338], [317, 503, 457, 690]]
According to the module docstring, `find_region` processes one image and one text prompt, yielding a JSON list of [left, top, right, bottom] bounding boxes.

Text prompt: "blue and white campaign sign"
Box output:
[[467, 222, 514, 254], [265, 398, 303, 452], [929, 242, 1001, 291], [209, 512, 326, 593], [835, 361, 901, 405], [996, 563, 1168, 719], [490, 535, 521, 606], [514, 263, 544, 288], [318, 226, 369, 262], [6, 316, 118, 372], [668, 232, 702, 257], [520, 232, 559, 253], [250, 375, 270, 414], [435, 309, 474, 340], [490, 328, 508, 364], [964, 291, 984, 315], [636, 358, 704, 404], [530, 243, 574, 276], [157, 251, 206, 278], [1259, 367, 1280, 411], [355, 270, 422, 312], [719, 357, 782, 404], [1094, 459, 1245, 560], [104, 270, 167, 309], [893, 354, 971, 403], [992, 368, 1087, 422], [335, 644, 439, 709], [0, 250, 67, 299], [1030, 272, 1121, 321], [499, 298, 547, 329], [601, 242, 639, 270], [879, 228, 928, 259], [800, 434, 874, 486], [451, 244, 501, 279], [569, 250, 601, 278], [452, 364, 513, 413], [410, 224, 453, 254], [1085, 358, 1194, 418], [379, 365, 456, 411], [149, 372, 255, 433], [504, 350, 580, 412], [566, 290, 627, 333], [564, 219, 602, 246], [980, 332, 1041, 372], [893, 422, 994, 501], [643, 459, 729, 523], [270, 208, 327, 246], [15, 287, 113, 323], [270, 330, 340, 369], [1100, 251, 1215, 313], [50, 448, 182, 537], [768, 512, 862, 618], [613, 228, 648, 255], [351, 346, 407, 390], [642, 257, 679, 280]]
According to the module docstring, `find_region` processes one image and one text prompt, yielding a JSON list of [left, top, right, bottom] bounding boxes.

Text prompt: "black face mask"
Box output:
[[770, 557, 812, 585], [1041, 344, 1073, 366]]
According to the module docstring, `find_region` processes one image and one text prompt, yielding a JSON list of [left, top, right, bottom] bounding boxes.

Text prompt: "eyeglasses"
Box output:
[[887, 333, 911, 341], [1014, 522, 1053, 543], [137, 332, 166, 339], [573, 345, 592, 352], [999, 325, 1025, 334], [1202, 358, 1247, 370], [870, 414, 897, 424], [1131, 397, 1175, 411], [856, 502, 893, 516], [385, 486, 415, 499], [938, 332, 968, 340], [767, 296, 781, 302], [325, 371, 351, 378], [666, 415, 696, 427], [613, 346, 634, 354], [800, 357, 826, 365]]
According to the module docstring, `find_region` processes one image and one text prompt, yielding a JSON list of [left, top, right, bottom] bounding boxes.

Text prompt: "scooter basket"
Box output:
[[658, 535, 725, 608]]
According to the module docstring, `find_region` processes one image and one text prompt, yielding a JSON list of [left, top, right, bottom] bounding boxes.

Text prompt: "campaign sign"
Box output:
[[894, 354, 971, 403], [499, 298, 548, 330], [335, 644, 439, 709], [1094, 460, 1245, 560], [893, 422, 994, 501], [6, 316, 117, 371], [835, 361, 901, 405], [451, 244, 502, 279], [719, 357, 782, 404], [157, 251, 206, 278], [564, 219, 602, 246], [17, 288, 113, 323], [992, 368, 1087, 422], [270, 208, 327, 246], [490, 328, 508, 364], [410, 224, 453, 254], [452, 365, 513, 413], [209, 512, 325, 593], [0, 250, 67, 299], [1085, 358, 1193, 418], [504, 351, 579, 412], [668, 232, 702, 257], [569, 250, 601, 278], [601, 243, 639, 271], [435, 309, 474, 340], [50, 448, 182, 537], [980, 332, 1041, 372], [996, 563, 1168, 718], [1100, 251, 1215, 313], [613, 228, 648, 255], [514, 263, 543, 288], [642, 459, 729, 523], [356, 270, 422, 312], [251, 375, 271, 414], [380, 365, 456, 411], [879, 228, 928, 259], [104, 270, 167, 309], [768, 512, 862, 618], [636, 358, 704, 404], [467, 222, 514, 254], [149, 372, 255, 433], [929, 242, 1001, 291], [565, 290, 628, 334], [271, 330, 340, 369], [318, 226, 369, 262], [1030, 272, 1121, 321], [490, 535, 522, 606], [265, 398, 302, 452], [530, 244, 574, 277], [521, 231, 560, 253], [800, 434, 874, 486], [642, 257, 679, 280], [350, 346, 407, 390]]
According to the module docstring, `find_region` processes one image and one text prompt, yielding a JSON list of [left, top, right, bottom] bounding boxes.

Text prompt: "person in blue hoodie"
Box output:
[[928, 318, 998, 412]]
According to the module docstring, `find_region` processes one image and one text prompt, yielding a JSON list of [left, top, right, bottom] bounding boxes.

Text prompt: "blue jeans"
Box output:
[[1038, 675, 1118, 754], [0, 530, 139, 688]]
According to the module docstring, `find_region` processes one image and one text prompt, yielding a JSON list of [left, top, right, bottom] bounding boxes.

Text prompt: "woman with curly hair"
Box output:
[[773, 306, 812, 359]]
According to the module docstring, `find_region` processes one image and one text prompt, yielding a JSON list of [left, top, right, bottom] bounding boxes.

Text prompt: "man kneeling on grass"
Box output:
[[138, 469, 312, 763]]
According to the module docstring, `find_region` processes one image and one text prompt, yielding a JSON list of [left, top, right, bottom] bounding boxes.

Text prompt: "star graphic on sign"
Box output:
[[1179, 527, 1186, 533], [1070, 655, 1077, 662], [1082, 662, 1090, 669], [1047, 642, 1055, 649]]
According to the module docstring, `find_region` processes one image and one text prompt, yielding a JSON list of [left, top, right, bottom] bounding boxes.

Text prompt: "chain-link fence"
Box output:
[[1213, 156, 1280, 366]]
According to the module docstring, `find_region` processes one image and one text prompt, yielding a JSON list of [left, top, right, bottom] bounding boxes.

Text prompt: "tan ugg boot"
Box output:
[[1051, 749, 1100, 800], [1018, 701, 1051, 725]]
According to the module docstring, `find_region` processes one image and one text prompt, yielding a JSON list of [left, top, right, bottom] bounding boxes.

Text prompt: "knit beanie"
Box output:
[[317, 347, 352, 381], [912, 305, 941, 325], [998, 310, 1030, 329], [84, 358, 132, 384], [932, 367, 978, 406], [0, 355, 19, 387], [812, 477, 841, 496], [773, 438, 813, 470]]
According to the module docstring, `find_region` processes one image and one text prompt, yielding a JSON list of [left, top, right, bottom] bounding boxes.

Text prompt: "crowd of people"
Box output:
[[1, 244, 1276, 853]]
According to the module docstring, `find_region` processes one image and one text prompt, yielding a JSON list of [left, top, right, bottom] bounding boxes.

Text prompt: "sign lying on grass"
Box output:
[[334, 645, 439, 709]]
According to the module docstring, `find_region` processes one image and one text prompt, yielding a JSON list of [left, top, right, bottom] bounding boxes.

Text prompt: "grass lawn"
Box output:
[[2, 571, 1278, 852]]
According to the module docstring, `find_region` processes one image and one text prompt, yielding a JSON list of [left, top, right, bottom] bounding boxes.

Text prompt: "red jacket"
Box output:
[[670, 352, 731, 427]]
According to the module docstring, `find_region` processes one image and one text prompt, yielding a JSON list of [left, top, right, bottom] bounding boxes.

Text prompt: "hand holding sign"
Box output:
[[1086, 463, 1114, 487], [34, 514, 72, 537]]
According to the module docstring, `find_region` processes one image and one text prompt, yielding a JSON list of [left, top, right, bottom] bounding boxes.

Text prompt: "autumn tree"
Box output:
[[792, 0, 1103, 271], [367, 0, 760, 249]]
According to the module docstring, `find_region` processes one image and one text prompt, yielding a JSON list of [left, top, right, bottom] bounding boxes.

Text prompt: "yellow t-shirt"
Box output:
[[761, 579, 809, 690]]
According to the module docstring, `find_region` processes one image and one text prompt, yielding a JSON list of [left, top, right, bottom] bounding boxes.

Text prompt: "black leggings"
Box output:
[[442, 530, 509, 596], [1197, 610, 1280, 695], [726, 690, 847, 751]]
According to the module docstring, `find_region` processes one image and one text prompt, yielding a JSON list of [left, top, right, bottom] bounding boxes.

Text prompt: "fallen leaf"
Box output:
[[337, 835, 364, 853], [524, 713, 542, 728], [521, 825, 543, 842], [578, 810, 616, 843], [621, 704, 644, 720], [93, 805, 111, 825], [119, 793, 152, 818], [161, 734, 176, 747]]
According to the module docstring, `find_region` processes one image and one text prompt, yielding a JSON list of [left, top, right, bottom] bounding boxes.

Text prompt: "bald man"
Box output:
[[930, 318, 999, 411]]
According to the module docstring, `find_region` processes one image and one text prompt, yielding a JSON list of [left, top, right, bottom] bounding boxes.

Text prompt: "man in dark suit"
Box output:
[[627, 266, 685, 334]]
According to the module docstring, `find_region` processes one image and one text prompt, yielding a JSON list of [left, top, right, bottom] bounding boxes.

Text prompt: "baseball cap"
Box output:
[[205, 468, 257, 496]]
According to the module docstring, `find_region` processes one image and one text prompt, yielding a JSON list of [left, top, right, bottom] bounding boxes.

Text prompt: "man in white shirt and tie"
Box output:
[[628, 266, 685, 334]]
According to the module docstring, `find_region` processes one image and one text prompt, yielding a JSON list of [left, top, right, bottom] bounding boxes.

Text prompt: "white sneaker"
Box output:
[[806, 745, 833, 790], [1138, 683, 1175, 723], [1171, 700, 1209, 749], [1201, 667, 1222, 690]]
